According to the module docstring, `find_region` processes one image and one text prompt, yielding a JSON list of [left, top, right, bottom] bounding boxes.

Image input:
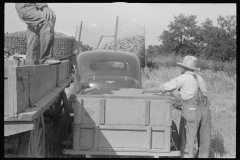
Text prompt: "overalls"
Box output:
[[15, 3, 55, 65], [179, 74, 211, 158]]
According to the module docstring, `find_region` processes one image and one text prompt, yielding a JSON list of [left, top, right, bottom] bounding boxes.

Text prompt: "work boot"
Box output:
[[42, 58, 61, 65]]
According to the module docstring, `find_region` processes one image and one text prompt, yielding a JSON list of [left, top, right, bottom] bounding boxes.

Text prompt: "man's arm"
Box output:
[[142, 76, 182, 94], [143, 86, 163, 93]]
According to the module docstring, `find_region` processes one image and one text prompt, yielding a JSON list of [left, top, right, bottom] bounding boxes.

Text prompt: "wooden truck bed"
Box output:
[[64, 88, 180, 157], [4, 60, 71, 120]]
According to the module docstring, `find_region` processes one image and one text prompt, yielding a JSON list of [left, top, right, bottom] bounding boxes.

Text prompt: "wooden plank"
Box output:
[[80, 98, 101, 124], [98, 148, 123, 152], [8, 67, 17, 118], [147, 149, 170, 153], [4, 122, 34, 136], [74, 98, 82, 124], [79, 148, 97, 151], [78, 93, 175, 101], [147, 126, 152, 149], [79, 124, 165, 131], [98, 129, 147, 148], [16, 67, 30, 114], [145, 100, 150, 126], [73, 125, 80, 150], [164, 127, 171, 152], [4, 78, 72, 121], [104, 99, 147, 125], [165, 101, 172, 127], [151, 131, 165, 149], [80, 128, 94, 148], [94, 125, 99, 149], [58, 60, 69, 83], [4, 67, 9, 117], [150, 100, 167, 126], [99, 99, 106, 125], [27, 64, 57, 106], [63, 149, 181, 157]]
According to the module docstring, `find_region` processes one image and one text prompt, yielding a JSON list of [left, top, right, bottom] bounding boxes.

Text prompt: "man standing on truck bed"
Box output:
[[142, 55, 211, 158], [15, 3, 60, 65]]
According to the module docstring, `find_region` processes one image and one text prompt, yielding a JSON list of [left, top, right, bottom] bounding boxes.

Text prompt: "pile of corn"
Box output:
[[4, 31, 27, 55], [99, 35, 145, 67], [4, 31, 75, 59], [52, 33, 75, 60]]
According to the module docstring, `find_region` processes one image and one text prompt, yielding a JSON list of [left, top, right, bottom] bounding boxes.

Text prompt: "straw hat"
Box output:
[[177, 55, 200, 71]]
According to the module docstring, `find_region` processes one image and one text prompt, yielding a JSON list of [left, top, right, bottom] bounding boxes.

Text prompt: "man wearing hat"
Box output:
[[142, 55, 211, 158]]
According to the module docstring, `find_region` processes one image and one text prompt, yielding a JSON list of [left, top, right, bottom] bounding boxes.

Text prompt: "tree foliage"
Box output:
[[156, 14, 236, 62]]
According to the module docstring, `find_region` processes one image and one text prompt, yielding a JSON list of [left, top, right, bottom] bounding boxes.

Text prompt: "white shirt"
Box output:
[[161, 71, 208, 100]]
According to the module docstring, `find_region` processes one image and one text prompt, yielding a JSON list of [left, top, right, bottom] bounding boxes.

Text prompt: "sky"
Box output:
[[4, 3, 236, 46]]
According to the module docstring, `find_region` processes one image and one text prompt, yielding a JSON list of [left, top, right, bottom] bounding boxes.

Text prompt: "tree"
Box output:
[[199, 15, 236, 61], [158, 13, 200, 56]]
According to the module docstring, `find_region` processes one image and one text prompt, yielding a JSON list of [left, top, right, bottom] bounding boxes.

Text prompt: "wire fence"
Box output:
[[75, 16, 146, 67]]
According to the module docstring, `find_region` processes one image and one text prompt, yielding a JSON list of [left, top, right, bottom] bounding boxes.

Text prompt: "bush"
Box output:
[[209, 129, 227, 158]]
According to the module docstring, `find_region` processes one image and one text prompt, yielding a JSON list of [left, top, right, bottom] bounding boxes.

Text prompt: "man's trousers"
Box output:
[[15, 3, 55, 65], [179, 96, 211, 158]]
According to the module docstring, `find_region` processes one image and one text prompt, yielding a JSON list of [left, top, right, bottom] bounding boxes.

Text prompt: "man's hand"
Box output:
[[42, 6, 56, 22]]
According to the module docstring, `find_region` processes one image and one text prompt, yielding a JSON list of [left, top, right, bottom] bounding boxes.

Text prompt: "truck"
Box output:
[[60, 50, 181, 158]]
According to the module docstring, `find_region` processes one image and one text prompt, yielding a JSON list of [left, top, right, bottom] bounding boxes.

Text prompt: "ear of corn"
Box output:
[[4, 31, 75, 59]]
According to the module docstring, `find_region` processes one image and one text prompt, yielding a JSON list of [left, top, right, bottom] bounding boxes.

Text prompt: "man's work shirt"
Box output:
[[161, 71, 208, 101]]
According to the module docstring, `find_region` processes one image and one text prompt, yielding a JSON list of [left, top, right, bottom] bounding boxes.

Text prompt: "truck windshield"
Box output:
[[90, 61, 128, 72]]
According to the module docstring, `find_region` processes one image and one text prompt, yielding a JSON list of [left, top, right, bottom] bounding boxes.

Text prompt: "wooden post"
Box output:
[[96, 35, 103, 50], [114, 16, 119, 51], [144, 24, 147, 69], [78, 21, 83, 54]]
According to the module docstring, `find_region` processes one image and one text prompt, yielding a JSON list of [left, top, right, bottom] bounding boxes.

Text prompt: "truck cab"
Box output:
[[68, 50, 142, 95]]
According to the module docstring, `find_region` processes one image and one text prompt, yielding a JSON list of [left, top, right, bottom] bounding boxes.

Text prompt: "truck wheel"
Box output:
[[55, 116, 72, 157], [171, 120, 179, 151]]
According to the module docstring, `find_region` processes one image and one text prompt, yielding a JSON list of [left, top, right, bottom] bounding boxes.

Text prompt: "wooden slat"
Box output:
[[4, 122, 34, 136], [80, 98, 101, 124], [16, 67, 30, 114], [145, 100, 150, 126], [8, 67, 17, 117], [104, 99, 146, 125], [58, 61, 69, 83], [74, 98, 82, 124], [63, 149, 181, 157], [4, 67, 9, 117], [77, 94, 175, 101], [27, 64, 57, 106], [78, 124, 165, 131], [99, 99, 106, 125], [94, 125, 99, 149], [73, 125, 80, 150], [149, 100, 167, 126], [164, 126, 171, 152], [98, 148, 147, 152], [4, 78, 72, 121], [165, 101, 172, 126], [147, 126, 152, 150]]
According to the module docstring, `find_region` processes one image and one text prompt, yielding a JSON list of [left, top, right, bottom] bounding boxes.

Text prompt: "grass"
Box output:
[[141, 62, 236, 158], [147, 54, 236, 76]]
